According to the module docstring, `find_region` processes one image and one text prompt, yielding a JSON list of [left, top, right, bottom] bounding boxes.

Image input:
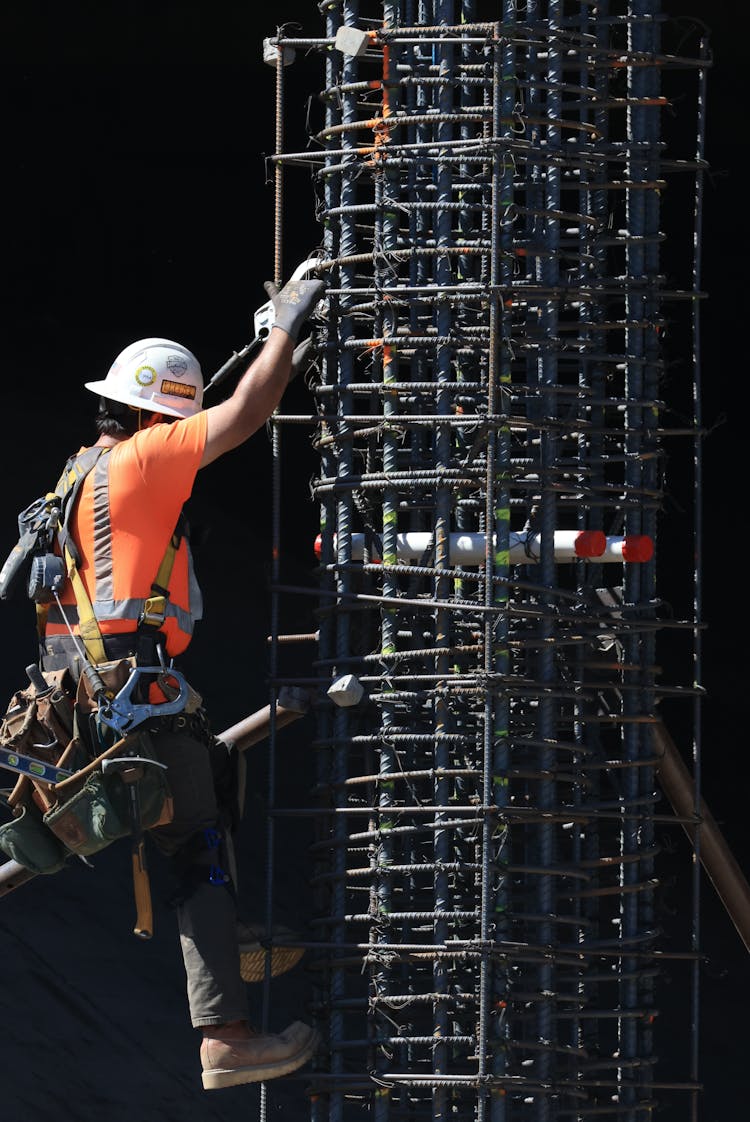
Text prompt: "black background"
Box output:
[[0, 3, 747, 1120]]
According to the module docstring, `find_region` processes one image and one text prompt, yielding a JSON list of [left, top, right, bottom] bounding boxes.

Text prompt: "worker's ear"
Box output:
[[142, 411, 166, 428]]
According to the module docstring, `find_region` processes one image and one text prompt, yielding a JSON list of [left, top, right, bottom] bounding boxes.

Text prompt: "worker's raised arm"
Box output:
[[200, 278, 325, 468]]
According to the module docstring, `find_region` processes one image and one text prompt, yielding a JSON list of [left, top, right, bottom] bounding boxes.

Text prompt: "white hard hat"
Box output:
[[84, 338, 203, 419]]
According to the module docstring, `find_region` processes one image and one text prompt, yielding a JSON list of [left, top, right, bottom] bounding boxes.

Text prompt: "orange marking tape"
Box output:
[[382, 44, 391, 118]]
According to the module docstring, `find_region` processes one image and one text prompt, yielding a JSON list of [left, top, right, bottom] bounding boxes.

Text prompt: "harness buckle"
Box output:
[[140, 595, 167, 629]]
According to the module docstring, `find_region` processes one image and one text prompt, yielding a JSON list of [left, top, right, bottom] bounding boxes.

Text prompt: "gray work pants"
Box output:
[[146, 729, 248, 1028]]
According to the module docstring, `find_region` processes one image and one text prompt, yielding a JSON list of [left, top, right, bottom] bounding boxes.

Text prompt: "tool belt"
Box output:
[[0, 663, 173, 873], [41, 630, 168, 680]]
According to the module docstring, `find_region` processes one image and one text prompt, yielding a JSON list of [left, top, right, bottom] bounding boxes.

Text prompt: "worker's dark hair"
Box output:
[[95, 397, 144, 437]]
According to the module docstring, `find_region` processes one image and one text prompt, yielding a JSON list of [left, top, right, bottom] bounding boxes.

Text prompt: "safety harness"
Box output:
[[38, 446, 184, 668], [0, 448, 236, 920]]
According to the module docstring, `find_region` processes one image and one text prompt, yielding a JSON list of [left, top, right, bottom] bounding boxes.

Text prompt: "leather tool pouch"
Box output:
[[0, 666, 173, 869], [1, 669, 76, 771], [75, 657, 135, 714]]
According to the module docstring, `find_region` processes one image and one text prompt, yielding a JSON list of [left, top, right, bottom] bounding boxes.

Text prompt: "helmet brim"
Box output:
[[83, 379, 200, 420]]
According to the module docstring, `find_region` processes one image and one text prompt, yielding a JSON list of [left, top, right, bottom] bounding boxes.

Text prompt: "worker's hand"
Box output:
[[263, 277, 327, 343]]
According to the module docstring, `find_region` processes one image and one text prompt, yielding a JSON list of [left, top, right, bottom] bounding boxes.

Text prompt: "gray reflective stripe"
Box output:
[[186, 539, 203, 622], [46, 597, 196, 635], [92, 452, 114, 600]]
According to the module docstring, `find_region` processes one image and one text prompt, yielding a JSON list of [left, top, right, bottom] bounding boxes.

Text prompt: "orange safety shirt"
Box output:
[[44, 410, 208, 658]]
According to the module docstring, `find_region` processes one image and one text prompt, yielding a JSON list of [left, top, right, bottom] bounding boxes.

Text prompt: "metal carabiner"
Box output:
[[97, 665, 190, 737]]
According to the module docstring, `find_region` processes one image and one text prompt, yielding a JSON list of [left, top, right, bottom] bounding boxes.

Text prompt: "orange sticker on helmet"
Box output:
[[160, 379, 196, 400]]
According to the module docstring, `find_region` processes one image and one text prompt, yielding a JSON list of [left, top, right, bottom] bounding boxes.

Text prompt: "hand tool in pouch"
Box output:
[[101, 753, 167, 939]]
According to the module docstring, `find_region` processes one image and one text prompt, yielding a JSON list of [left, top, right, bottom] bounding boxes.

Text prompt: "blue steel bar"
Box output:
[[264, 3, 709, 1119]]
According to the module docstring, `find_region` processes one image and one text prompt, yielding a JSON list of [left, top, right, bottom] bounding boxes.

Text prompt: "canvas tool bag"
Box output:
[[0, 662, 173, 871]]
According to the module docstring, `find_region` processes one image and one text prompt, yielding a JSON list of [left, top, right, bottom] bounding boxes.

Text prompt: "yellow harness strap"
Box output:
[[63, 543, 108, 665], [57, 458, 91, 494], [139, 532, 180, 632]]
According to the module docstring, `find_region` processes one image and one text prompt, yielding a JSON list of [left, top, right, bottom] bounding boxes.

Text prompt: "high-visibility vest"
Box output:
[[42, 415, 207, 662]]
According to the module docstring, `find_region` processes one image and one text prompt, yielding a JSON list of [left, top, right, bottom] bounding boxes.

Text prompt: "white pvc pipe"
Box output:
[[316, 531, 653, 564]]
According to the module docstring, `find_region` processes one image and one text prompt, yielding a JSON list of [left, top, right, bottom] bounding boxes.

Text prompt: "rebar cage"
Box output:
[[265, 2, 709, 1119]]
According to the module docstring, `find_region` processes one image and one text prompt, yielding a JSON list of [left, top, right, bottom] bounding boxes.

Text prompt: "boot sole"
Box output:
[[201, 1030, 317, 1090]]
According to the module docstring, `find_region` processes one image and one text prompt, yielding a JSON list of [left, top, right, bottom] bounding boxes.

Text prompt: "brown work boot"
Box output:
[[200, 1019, 317, 1090]]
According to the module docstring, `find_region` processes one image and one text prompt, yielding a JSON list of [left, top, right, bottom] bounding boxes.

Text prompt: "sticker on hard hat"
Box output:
[[166, 355, 188, 377], [135, 365, 157, 386], [161, 379, 196, 400]]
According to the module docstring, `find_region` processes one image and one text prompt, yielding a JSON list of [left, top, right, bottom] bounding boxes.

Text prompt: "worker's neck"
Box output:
[[93, 412, 165, 447], [95, 433, 128, 447]]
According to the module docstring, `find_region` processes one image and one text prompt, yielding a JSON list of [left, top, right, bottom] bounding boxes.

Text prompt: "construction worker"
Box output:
[[35, 276, 325, 1090]]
